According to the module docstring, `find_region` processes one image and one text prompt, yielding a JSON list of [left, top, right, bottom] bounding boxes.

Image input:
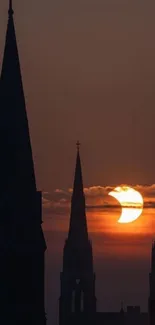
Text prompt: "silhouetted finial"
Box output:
[[76, 141, 80, 150], [8, 0, 14, 16]]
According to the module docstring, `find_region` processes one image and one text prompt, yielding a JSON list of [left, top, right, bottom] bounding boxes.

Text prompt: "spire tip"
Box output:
[[8, 0, 14, 16]]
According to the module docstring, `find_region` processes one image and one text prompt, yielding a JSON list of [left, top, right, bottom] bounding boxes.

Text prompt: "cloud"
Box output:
[[42, 197, 52, 209], [54, 189, 64, 193], [42, 184, 155, 213], [42, 185, 155, 245], [84, 186, 112, 197]]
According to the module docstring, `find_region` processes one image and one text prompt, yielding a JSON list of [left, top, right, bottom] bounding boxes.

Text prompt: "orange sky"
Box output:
[[43, 184, 155, 238], [42, 184, 155, 258], [43, 184, 153, 324]]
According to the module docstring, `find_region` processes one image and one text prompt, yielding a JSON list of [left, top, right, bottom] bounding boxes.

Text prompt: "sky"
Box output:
[[43, 184, 155, 325], [1, 0, 155, 324]]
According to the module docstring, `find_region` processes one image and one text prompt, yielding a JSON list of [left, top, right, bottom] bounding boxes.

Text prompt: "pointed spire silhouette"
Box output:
[[0, 0, 36, 193], [8, 0, 14, 16], [68, 142, 88, 241], [60, 144, 96, 324], [73, 141, 83, 196]]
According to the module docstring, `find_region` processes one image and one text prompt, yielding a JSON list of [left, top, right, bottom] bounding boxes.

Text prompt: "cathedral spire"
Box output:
[[68, 142, 88, 241], [59, 144, 96, 325], [8, 0, 14, 16], [73, 141, 84, 196], [0, 0, 36, 193], [0, 4, 46, 324]]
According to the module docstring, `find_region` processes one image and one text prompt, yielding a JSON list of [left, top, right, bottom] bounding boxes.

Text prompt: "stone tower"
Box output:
[[0, 1, 46, 324], [59, 143, 96, 325]]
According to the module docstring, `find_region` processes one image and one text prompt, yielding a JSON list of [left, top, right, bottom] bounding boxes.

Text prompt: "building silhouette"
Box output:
[[0, 1, 46, 324], [59, 142, 96, 325], [59, 145, 149, 325]]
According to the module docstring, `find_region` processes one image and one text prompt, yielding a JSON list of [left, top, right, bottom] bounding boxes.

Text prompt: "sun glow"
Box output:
[[109, 186, 143, 223]]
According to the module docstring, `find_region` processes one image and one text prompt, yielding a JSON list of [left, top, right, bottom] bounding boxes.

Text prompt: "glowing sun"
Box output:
[[108, 186, 143, 223]]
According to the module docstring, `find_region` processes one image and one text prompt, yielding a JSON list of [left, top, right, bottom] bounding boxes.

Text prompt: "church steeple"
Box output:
[[0, 0, 36, 194], [68, 142, 88, 241], [59, 144, 96, 325], [0, 3, 46, 324], [73, 141, 84, 195], [8, 0, 14, 15]]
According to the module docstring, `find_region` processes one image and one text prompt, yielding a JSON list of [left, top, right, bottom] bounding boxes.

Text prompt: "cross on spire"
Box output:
[[8, 0, 14, 16]]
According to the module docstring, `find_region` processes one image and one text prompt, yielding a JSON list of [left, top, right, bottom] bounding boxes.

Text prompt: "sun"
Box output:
[[108, 186, 143, 223]]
